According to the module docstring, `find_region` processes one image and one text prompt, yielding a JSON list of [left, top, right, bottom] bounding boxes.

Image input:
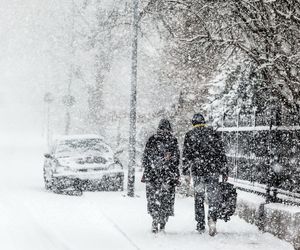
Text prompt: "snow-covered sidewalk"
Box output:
[[0, 141, 294, 250], [0, 189, 294, 250]]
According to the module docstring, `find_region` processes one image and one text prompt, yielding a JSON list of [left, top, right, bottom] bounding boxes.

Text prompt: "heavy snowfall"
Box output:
[[0, 139, 294, 250], [0, 0, 300, 250]]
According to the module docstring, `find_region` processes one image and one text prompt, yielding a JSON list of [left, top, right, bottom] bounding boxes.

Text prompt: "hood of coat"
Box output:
[[157, 119, 173, 135]]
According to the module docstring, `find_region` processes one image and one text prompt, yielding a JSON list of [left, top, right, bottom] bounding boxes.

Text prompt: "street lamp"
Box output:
[[127, 0, 139, 197], [44, 92, 54, 146], [62, 94, 76, 135], [64, 0, 76, 135]]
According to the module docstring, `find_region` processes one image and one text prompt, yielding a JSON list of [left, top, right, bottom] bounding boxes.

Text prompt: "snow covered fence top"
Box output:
[[217, 125, 300, 132], [236, 190, 300, 250]]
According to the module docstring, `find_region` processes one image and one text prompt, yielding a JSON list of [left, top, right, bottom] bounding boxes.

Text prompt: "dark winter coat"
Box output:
[[182, 126, 228, 177], [142, 121, 180, 218], [142, 133, 180, 186]]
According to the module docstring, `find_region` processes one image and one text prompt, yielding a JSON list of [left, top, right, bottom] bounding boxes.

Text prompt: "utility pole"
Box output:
[[127, 0, 139, 197], [64, 0, 76, 135], [44, 92, 54, 146]]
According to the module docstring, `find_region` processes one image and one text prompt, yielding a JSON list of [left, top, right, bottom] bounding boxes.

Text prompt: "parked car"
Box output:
[[43, 135, 124, 192]]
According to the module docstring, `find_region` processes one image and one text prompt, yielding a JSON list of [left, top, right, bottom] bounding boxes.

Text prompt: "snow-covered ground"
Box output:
[[0, 137, 294, 250]]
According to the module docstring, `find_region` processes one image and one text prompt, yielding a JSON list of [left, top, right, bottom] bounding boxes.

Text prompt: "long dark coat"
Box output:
[[182, 126, 228, 177], [142, 127, 180, 219]]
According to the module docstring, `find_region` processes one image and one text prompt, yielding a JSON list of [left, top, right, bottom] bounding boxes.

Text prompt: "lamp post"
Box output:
[[64, 0, 76, 135], [44, 92, 54, 146], [127, 0, 139, 197], [62, 94, 75, 135]]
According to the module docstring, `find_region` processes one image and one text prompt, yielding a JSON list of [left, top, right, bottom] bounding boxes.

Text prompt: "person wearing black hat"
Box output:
[[182, 113, 228, 236], [141, 119, 180, 233]]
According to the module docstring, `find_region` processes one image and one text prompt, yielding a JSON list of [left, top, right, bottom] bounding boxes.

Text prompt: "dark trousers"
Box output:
[[193, 176, 219, 226], [146, 183, 175, 223]]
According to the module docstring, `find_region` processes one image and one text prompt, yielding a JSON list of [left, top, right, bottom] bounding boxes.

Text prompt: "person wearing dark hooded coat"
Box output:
[[182, 113, 228, 236], [141, 119, 180, 233]]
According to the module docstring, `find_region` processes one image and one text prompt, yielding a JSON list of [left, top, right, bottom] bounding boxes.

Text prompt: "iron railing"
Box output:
[[218, 125, 300, 205]]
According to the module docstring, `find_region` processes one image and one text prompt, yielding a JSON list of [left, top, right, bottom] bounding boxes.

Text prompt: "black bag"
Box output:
[[217, 182, 237, 222]]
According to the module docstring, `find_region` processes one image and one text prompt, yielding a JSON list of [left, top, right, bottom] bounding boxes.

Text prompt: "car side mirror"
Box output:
[[44, 153, 53, 159], [114, 157, 123, 169]]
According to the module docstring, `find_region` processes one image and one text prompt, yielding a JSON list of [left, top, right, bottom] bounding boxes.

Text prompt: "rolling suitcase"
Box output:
[[217, 182, 237, 222]]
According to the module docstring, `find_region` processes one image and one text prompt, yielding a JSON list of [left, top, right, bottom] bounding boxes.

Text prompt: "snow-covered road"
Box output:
[[0, 138, 294, 250]]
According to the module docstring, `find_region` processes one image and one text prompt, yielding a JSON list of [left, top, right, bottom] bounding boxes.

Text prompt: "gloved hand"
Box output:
[[179, 175, 192, 197], [141, 174, 146, 183], [184, 175, 191, 184], [168, 178, 181, 187], [222, 175, 228, 182]]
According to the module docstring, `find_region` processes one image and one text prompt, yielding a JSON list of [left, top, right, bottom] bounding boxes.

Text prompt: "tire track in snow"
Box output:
[[0, 188, 71, 250], [76, 193, 142, 250], [23, 189, 140, 250], [100, 211, 141, 250], [22, 208, 72, 250]]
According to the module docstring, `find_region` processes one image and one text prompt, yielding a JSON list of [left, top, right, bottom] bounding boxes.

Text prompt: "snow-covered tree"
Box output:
[[142, 0, 300, 127]]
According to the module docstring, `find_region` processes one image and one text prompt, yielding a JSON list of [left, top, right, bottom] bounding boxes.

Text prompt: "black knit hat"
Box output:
[[192, 113, 205, 126]]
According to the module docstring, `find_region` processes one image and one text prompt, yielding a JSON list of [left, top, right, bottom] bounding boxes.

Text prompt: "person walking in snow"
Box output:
[[182, 113, 228, 236], [141, 119, 180, 233]]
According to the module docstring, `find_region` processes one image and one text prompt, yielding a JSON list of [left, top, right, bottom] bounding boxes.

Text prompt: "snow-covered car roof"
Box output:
[[51, 134, 114, 160], [52, 134, 104, 143]]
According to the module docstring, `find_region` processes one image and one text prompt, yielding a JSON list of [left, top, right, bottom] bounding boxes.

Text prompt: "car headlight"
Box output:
[[54, 163, 72, 174]]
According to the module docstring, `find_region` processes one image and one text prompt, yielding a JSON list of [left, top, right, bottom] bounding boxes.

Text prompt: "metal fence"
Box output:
[[218, 125, 300, 205]]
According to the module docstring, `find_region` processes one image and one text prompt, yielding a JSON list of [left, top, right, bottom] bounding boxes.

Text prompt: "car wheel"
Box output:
[[43, 168, 53, 190], [115, 175, 124, 191], [118, 177, 124, 191]]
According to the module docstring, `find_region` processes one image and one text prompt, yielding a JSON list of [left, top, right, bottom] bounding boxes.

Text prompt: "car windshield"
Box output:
[[55, 139, 111, 158]]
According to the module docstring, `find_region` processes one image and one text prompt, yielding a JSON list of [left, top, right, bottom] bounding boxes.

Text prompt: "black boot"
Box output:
[[159, 216, 168, 231], [208, 218, 217, 236], [152, 220, 158, 233], [160, 221, 166, 231], [196, 222, 205, 233]]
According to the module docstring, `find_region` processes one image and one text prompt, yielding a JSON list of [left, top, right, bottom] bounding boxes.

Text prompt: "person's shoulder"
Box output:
[[170, 134, 178, 143], [201, 125, 215, 133], [209, 126, 217, 133], [205, 127, 222, 140], [196, 126, 217, 139], [147, 134, 157, 143], [185, 129, 194, 137], [207, 126, 221, 135]]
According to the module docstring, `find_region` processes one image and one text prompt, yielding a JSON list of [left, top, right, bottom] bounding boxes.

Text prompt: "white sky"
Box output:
[[0, 0, 176, 142], [0, 0, 65, 138]]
